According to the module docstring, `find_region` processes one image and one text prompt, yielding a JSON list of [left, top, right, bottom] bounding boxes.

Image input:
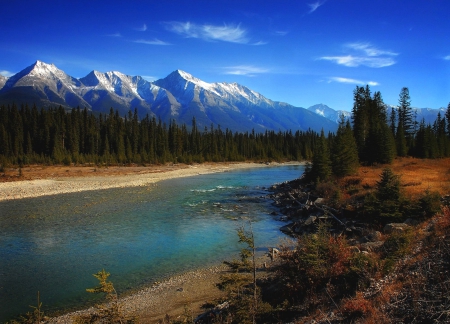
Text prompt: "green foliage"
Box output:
[[275, 223, 355, 306], [382, 228, 414, 274], [74, 269, 135, 324], [418, 189, 442, 218], [364, 168, 403, 222], [0, 104, 320, 165], [308, 130, 332, 183], [331, 118, 359, 177], [220, 222, 265, 324], [351, 86, 397, 165]]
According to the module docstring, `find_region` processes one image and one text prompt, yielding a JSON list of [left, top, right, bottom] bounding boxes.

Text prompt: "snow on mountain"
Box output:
[[385, 104, 445, 126], [308, 103, 444, 127], [4, 60, 82, 91], [0, 61, 338, 133], [0, 60, 89, 108], [0, 75, 7, 89], [308, 104, 351, 123]]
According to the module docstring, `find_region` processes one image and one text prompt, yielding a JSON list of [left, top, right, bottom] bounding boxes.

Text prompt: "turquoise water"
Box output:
[[0, 165, 304, 322]]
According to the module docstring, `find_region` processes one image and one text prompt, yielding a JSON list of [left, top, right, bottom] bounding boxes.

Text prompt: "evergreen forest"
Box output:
[[0, 86, 450, 170]]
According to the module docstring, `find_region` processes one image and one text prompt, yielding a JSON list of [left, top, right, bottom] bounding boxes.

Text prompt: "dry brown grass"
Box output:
[[356, 157, 450, 198]]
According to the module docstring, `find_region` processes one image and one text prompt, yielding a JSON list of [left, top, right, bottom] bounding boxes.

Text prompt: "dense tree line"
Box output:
[[1, 85, 449, 171], [0, 104, 319, 166], [307, 85, 450, 182]]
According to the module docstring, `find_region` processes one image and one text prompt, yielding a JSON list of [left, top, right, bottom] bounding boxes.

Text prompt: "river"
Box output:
[[0, 164, 304, 322]]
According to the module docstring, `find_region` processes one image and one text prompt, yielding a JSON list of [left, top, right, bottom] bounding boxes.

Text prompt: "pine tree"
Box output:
[[446, 102, 450, 137], [397, 87, 414, 151], [331, 118, 359, 177], [396, 121, 408, 157], [309, 130, 332, 182]]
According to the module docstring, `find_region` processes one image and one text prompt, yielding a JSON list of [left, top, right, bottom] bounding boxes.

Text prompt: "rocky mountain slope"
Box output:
[[0, 61, 337, 133]]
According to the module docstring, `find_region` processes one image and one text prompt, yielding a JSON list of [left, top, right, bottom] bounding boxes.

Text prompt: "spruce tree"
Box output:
[[446, 102, 450, 137], [309, 130, 332, 182], [397, 87, 414, 150], [331, 118, 359, 177]]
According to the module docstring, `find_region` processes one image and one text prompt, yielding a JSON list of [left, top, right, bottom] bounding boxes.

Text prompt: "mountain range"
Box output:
[[0, 61, 444, 133]]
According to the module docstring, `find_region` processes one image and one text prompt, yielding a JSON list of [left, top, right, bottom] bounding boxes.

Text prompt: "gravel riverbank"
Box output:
[[0, 162, 275, 201]]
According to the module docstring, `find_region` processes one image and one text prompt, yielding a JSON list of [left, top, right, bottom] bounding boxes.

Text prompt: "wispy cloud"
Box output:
[[444, 55, 450, 60], [320, 42, 398, 68], [107, 32, 122, 37], [346, 43, 398, 57], [0, 70, 14, 77], [321, 55, 395, 68], [223, 65, 269, 76], [328, 77, 379, 86], [165, 21, 249, 43], [134, 39, 171, 45], [308, 0, 326, 13], [136, 24, 147, 32], [142, 75, 157, 82], [274, 30, 289, 36], [252, 41, 268, 46]]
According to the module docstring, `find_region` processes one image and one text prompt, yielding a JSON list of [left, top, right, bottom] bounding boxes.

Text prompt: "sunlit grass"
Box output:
[[355, 157, 450, 199]]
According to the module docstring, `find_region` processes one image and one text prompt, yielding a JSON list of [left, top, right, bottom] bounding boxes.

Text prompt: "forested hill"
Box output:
[[0, 85, 449, 168], [0, 104, 319, 166]]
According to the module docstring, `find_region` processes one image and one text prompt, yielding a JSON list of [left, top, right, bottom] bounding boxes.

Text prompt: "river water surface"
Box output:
[[0, 164, 304, 322]]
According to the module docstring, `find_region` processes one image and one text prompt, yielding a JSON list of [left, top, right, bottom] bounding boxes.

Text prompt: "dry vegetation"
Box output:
[[0, 163, 193, 183], [355, 157, 450, 198]]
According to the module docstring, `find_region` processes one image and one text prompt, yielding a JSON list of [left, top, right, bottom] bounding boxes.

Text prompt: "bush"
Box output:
[[418, 189, 441, 218], [275, 223, 354, 305]]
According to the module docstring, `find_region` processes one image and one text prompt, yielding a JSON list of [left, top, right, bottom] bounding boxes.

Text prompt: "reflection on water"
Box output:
[[0, 165, 304, 321]]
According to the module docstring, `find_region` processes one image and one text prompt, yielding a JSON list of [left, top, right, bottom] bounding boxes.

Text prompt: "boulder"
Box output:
[[403, 218, 419, 226], [304, 215, 317, 226], [384, 223, 409, 234], [280, 223, 295, 234], [366, 231, 382, 242], [360, 241, 384, 252]]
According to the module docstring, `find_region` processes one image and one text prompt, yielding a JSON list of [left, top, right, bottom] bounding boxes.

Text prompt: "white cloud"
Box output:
[[251, 41, 268, 46], [142, 75, 157, 82], [321, 55, 396, 68], [0, 70, 14, 77], [346, 43, 398, 57], [136, 24, 147, 32], [444, 55, 450, 60], [320, 42, 398, 68], [223, 65, 269, 76], [165, 21, 249, 43], [134, 39, 171, 45], [328, 77, 379, 86], [274, 30, 289, 36], [107, 32, 122, 37], [308, 1, 325, 13]]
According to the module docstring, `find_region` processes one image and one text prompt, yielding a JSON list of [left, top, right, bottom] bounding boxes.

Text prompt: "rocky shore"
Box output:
[[47, 265, 228, 324], [0, 162, 280, 201]]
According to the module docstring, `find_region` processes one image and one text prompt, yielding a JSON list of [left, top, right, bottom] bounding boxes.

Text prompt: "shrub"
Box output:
[[341, 292, 374, 320], [418, 189, 441, 218]]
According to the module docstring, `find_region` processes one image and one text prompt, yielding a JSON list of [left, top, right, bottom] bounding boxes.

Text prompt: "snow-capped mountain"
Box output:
[[0, 75, 8, 89], [307, 104, 352, 123], [0, 60, 338, 133], [1, 61, 90, 108], [308, 103, 444, 127], [385, 104, 446, 126]]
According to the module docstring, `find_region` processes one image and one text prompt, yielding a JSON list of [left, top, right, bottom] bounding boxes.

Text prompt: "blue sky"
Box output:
[[1, 0, 449, 111]]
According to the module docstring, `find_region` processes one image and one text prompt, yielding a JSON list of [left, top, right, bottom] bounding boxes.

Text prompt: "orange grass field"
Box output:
[[355, 157, 450, 199]]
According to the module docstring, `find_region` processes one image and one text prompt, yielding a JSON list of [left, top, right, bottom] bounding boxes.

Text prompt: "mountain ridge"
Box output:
[[0, 61, 444, 132], [0, 61, 338, 133]]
